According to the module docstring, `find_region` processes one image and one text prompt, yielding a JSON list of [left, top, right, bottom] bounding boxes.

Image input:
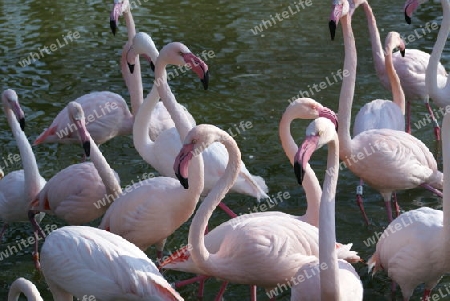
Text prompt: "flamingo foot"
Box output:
[[0, 223, 9, 243], [392, 192, 400, 218], [218, 202, 237, 218], [422, 289, 432, 301], [172, 275, 209, 289], [214, 281, 229, 301]]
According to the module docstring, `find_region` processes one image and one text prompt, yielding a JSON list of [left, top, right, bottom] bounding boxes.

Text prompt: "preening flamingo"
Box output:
[[40, 226, 184, 300], [405, 0, 450, 112], [357, 0, 446, 140], [0, 90, 46, 247], [352, 31, 406, 225], [291, 117, 363, 301], [367, 110, 450, 300], [165, 124, 359, 301], [8, 278, 43, 301], [330, 0, 443, 223], [109, 0, 195, 141], [128, 32, 269, 199], [99, 41, 209, 260]]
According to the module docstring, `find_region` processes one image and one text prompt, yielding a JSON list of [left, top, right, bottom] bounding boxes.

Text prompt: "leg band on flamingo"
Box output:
[[356, 182, 369, 225]]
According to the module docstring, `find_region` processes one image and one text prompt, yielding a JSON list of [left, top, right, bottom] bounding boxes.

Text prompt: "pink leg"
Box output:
[[356, 180, 369, 225], [422, 289, 432, 301], [173, 275, 209, 289], [250, 285, 258, 301], [384, 201, 394, 223], [392, 192, 400, 218], [218, 202, 237, 218], [28, 210, 47, 270], [198, 277, 206, 299], [214, 281, 229, 301], [420, 183, 443, 198], [391, 281, 397, 300], [425, 101, 440, 141], [406, 101, 411, 134], [0, 223, 8, 242]]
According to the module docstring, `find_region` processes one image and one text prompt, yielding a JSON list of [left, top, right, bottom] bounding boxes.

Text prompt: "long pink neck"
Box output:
[[385, 45, 405, 114], [319, 133, 340, 300], [363, 3, 386, 84], [123, 9, 143, 115], [188, 135, 241, 274], [426, 0, 450, 101], [7, 278, 43, 301], [337, 14, 357, 159]]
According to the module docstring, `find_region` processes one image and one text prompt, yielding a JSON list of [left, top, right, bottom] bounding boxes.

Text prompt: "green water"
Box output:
[[0, 0, 448, 300]]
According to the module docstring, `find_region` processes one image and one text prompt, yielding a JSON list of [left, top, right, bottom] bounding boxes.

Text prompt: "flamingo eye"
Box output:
[[191, 139, 197, 144]]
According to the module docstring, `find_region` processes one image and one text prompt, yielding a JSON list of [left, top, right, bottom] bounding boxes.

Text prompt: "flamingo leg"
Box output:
[[406, 101, 411, 134], [382, 192, 394, 223], [218, 202, 237, 218], [391, 281, 397, 300], [392, 192, 400, 218], [198, 277, 206, 299], [250, 285, 258, 301], [214, 281, 229, 301], [425, 101, 441, 141], [420, 183, 443, 198], [0, 223, 9, 242], [172, 275, 209, 289], [28, 210, 46, 270], [422, 289, 432, 301], [356, 180, 369, 225]]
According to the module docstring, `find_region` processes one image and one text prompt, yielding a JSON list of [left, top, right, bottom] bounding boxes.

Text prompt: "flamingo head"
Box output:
[[158, 42, 210, 90], [329, 0, 365, 40], [294, 118, 337, 184], [384, 32, 406, 58], [67, 101, 91, 158], [2, 89, 25, 131], [110, 0, 130, 35], [174, 142, 195, 189], [404, 0, 427, 24], [319, 107, 338, 131], [126, 32, 158, 74], [287, 98, 338, 130]]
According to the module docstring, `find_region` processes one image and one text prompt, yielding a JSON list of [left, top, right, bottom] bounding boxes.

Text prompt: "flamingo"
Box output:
[[358, 0, 446, 140], [329, 0, 443, 223], [352, 31, 406, 225], [8, 278, 43, 301], [39, 226, 184, 300], [98, 41, 208, 260], [367, 108, 450, 300], [405, 0, 450, 111], [109, 0, 195, 141], [165, 123, 360, 301], [290, 117, 363, 300], [161, 98, 339, 295], [0, 89, 46, 251], [127, 32, 269, 199]]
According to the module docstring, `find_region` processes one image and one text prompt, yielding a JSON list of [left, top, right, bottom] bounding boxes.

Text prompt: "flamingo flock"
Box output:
[[2, 0, 450, 300]]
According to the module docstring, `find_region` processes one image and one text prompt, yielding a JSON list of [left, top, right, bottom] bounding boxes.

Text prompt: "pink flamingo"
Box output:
[[367, 108, 450, 301], [406, 0, 450, 111], [109, 0, 195, 141], [330, 0, 443, 223], [161, 98, 339, 295], [291, 117, 363, 300], [8, 278, 43, 301], [98, 41, 209, 260], [352, 31, 406, 225], [128, 32, 268, 199], [167, 123, 360, 301], [359, 0, 446, 140], [0, 89, 46, 247], [40, 226, 183, 300]]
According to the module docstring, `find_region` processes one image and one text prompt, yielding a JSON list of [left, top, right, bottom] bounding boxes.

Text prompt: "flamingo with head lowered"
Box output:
[[8, 278, 43, 301], [329, 0, 443, 223]]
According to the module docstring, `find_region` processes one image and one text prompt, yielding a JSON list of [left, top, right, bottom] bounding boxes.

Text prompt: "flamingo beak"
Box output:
[[19, 118, 25, 131], [182, 53, 209, 90], [110, 3, 122, 35], [11, 101, 25, 131], [329, 3, 343, 41], [404, 0, 420, 24], [400, 49, 406, 57], [294, 135, 320, 185], [174, 143, 195, 189], [127, 62, 135, 74]]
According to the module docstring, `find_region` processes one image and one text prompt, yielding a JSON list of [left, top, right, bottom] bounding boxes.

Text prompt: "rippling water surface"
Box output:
[[0, 0, 449, 300]]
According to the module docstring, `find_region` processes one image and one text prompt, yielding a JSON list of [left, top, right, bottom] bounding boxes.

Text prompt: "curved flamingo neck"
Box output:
[[319, 133, 340, 300], [337, 14, 356, 159], [426, 0, 450, 101], [3, 102, 41, 202], [442, 112, 450, 267], [385, 45, 405, 114], [123, 9, 143, 115], [8, 279, 43, 301], [362, 3, 386, 83], [188, 135, 241, 273]]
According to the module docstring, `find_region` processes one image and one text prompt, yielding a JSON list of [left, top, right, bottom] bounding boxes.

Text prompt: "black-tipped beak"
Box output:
[[294, 161, 304, 185], [82, 141, 90, 158], [201, 71, 209, 90], [175, 171, 189, 189], [405, 11, 411, 24], [329, 20, 337, 41], [110, 20, 117, 35], [400, 49, 406, 57], [19, 118, 25, 131], [128, 62, 135, 74], [150, 62, 155, 72]]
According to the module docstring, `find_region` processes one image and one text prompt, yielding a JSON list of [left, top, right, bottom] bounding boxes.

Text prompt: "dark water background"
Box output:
[[0, 0, 449, 300]]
